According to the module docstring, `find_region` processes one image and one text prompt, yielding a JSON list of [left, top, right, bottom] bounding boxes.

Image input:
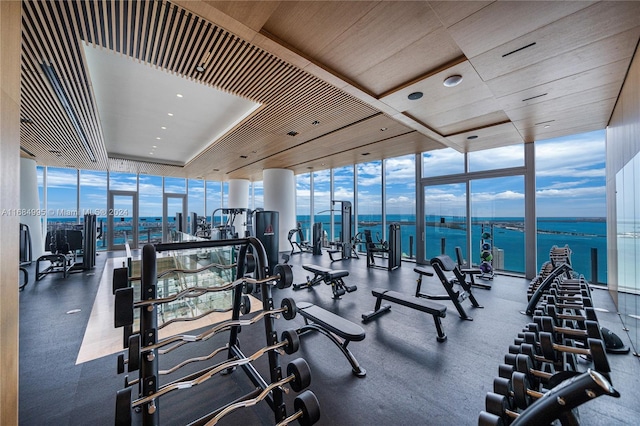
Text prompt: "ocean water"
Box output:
[[46, 215, 608, 283], [297, 214, 607, 284]]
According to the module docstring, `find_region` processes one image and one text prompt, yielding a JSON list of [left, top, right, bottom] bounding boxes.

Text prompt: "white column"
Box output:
[[228, 179, 249, 237], [20, 158, 44, 259], [263, 169, 296, 250]]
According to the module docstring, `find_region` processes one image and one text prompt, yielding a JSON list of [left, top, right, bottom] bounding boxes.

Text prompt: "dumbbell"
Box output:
[[276, 389, 321, 426], [513, 353, 553, 390], [511, 369, 620, 425], [535, 316, 602, 343], [538, 332, 611, 377], [493, 373, 543, 411], [483, 392, 518, 425], [543, 304, 598, 324]]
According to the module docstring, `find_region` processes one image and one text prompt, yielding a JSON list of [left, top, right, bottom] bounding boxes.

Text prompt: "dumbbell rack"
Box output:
[[113, 237, 319, 425], [478, 250, 621, 425], [479, 223, 494, 280]]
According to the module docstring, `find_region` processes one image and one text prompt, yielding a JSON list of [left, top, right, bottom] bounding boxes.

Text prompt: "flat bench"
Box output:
[[362, 288, 447, 342], [293, 264, 357, 299], [296, 301, 366, 377]]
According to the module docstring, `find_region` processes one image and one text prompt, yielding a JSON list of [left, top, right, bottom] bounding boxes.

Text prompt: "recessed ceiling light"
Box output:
[[312, 120, 320, 126], [167, 113, 173, 116], [149, 152, 154, 155], [443, 75, 463, 87], [161, 126, 166, 130], [176, 94, 183, 98], [380, 127, 388, 131], [467, 135, 478, 140], [196, 65, 205, 73], [544, 125, 551, 129], [152, 145, 157, 148], [408, 92, 423, 100], [156, 137, 161, 140]]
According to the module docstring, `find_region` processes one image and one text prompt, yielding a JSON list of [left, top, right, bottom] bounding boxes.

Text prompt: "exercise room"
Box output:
[[3, 1, 640, 425]]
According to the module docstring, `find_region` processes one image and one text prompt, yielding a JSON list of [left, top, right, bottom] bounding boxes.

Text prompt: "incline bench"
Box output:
[[296, 301, 366, 377], [293, 264, 357, 299], [362, 288, 448, 342]]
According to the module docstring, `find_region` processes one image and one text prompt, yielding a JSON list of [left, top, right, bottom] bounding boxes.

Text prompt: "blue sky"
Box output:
[[40, 130, 606, 220]]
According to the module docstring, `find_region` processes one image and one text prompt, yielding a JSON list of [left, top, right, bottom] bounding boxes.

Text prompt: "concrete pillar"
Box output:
[[20, 158, 44, 259], [263, 169, 296, 250]]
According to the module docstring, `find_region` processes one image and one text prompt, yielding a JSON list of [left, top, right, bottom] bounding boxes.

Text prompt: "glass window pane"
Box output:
[[252, 181, 264, 210], [424, 183, 466, 260], [535, 129, 606, 284], [109, 171, 137, 191], [164, 177, 186, 194], [468, 144, 524, 172], [313, 170, 331, 245], [80, 170, 107, 251], [138, 175, 162, 245], [295, 173, 311, 242], [357, 161, 382, 244], [333, 166, 354, 243], [471, 176, 525, 274], [46, 167, 78, 230], [188, 179, 205, 234], [422, 147, 464, 178], [385, 155, 416, 259]]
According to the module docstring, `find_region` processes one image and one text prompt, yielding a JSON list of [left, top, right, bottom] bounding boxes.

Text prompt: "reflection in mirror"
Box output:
[[615, 152, 640, 356]]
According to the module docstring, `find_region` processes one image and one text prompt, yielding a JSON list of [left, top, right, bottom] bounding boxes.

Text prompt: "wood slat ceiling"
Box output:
[[19, 0, 640, 181]]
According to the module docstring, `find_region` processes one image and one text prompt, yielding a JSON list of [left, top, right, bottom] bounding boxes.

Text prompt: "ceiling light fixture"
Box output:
[[176, 93, 183, 98], [408, 92, 423, 100], [467, 135, 478, 140], [312, 120, 320, 126], [161, 126, 166, 130], [196, 65, 205, 73], [167, 112, 173, 116], [380, 127, 388, 131], [443, 75, 463, 87]]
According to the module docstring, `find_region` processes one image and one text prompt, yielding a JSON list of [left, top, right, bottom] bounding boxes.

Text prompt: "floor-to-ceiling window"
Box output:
[[295, 173, 312, 244], [333, 165, 354, 245], [138, 175, 163, 246], [385, 154, 416, 259], [45, 167, 78, 231], [79, 170, 107, 251], [108, 172, 138, 250], [357, 161, 382, 245], [535, 130, 607, 284], [470, 175, 525, 273], [313, 170, 331, 245]]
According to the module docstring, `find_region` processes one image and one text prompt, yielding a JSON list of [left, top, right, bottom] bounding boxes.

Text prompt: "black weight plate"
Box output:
[[287, 357, 312, 392], [282, 329, 300, 355], [294, 390, 321, 426], [281, 298, 297, 320]]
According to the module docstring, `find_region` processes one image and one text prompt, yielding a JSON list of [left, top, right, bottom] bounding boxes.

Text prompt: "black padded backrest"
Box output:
[[430, 255, 457, 272], [363, 229, 374, 247]]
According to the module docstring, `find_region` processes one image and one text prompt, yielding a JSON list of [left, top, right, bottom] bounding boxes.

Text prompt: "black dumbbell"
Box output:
[[538, 332, 611, 377], [277, 389, 321, 426], [484, 392, 518, 425]]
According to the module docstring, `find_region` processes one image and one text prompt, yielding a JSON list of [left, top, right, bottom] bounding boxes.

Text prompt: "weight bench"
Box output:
[[293, 264, 357, 299], [296, 301, 366, 377], [418, 255, 484, 321], [362, 288, 447, 342]]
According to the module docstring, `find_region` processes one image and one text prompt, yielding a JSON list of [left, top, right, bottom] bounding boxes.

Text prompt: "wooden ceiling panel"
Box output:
[[261, 1, 376, 59], [484, 28, 640, 99], [470, 2, 640, 82], [203, 1, 279, 32], [427, 1, 492, 28], [494, 60, 629, 111], [505, 81, 621, 124], [313, 2, 444, 83], [354, 27, 463, 96], [514, 99, 618, 143], [445, 1, 594, 59], [445, 122, 524, 153]]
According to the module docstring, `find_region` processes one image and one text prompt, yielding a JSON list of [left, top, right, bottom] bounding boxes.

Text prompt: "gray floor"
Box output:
[[18, 249, 640, 425]]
